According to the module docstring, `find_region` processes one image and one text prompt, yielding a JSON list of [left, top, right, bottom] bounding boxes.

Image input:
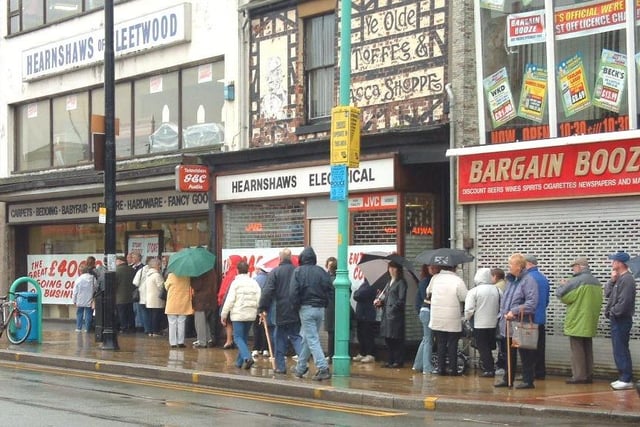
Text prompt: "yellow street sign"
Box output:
[[330, 106, 360, 168]]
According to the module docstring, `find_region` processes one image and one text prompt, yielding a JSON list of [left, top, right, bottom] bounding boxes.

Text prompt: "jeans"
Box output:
[[76, 306, 93, 331], [610, 316, 633, 382], [274, 322, 302, 372], [296, 305, 329, 373], [167, 314, 186, 346], [233, 320, 253, 367], [412, 308, 433, 372]]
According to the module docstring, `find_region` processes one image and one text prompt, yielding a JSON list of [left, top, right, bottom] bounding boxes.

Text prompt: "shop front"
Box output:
[[449, 131, 640, 376], [7, 188, 210, 319]]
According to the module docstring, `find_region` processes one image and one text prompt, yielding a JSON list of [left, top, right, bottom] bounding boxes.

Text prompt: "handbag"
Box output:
[[159, 286, 167, 301], [511, 313, 538, 350], [132, 287, 140, 303]]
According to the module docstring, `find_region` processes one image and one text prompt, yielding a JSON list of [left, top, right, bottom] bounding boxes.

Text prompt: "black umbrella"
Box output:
[[627, 256, 640, 278], [415, 248, 474, 267], [357, 252, 418, 290]]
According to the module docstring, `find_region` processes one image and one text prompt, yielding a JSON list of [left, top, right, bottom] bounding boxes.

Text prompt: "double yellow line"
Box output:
[[0, 361, 404, 417]]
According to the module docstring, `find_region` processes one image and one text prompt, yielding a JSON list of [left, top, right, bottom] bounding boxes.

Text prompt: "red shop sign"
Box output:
[[457, 138, 640, 204], [175, 165, 210, 192]]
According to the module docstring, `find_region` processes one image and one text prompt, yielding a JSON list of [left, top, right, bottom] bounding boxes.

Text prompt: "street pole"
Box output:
[[332, 0, 352, 377], [101, 0, 118, 350]]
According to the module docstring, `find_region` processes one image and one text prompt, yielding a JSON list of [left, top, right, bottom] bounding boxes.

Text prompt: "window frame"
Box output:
[[303, 12, 336, 124]]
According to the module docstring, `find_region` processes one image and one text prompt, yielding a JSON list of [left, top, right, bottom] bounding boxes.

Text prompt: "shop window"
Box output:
[[351, 210, 397, 245], [52, 92, 90, 167], [304, 13, 335, 122], [92, 83, 133, 159], [17, 100, 51, 171], [222, 201, 305, 249], [181, 62, 225, 150], [134, 72, 180, 155]]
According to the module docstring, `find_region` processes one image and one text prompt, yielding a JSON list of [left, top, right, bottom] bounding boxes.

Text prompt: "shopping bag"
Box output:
[[511, 314, 538, 350]]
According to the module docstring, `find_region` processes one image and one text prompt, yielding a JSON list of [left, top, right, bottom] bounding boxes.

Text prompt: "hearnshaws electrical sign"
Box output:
[[22, 3, 191, 81], [456, 136, 640, 203]]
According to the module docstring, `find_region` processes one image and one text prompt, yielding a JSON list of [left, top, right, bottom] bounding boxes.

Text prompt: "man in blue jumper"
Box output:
[[525, 255, 550, 380]]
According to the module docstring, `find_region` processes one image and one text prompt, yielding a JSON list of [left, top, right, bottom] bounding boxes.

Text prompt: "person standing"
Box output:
[[164, 272, 194, 348], [221, 261, 261, 370], [491, 267, 507, 376], [352, 278, 377, 364], [465, 268, 501, 377], [605, 251, 636, 390], [291, 247, 333, 381], [412, 264, 437, 374], [376, 260, 408, 369], [191, 269, 217, 348], [428, 265, 467, 375], [130, 252, 145, 332], [258, 249, 301, 374], [114, 255, 136, 333], [555, 257, 602, 384], [524, 255, 550, 380], [252, 263, 273, 357], [72, 266, 97, 332], [495, 253, 539, 389], [324, 257, 337, 361], [144, 258, 166, 336]]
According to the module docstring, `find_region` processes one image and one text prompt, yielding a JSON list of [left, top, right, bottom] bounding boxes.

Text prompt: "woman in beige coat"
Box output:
[[144, 258, 166, 336], [164, 272, 194, 348]]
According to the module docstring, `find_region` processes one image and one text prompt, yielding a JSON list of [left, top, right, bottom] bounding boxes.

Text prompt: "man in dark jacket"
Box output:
[[290, 247, 334, 381], [115, 255, 136, 333], [258, 249, 301, 374], [191, 269, 217, 348]]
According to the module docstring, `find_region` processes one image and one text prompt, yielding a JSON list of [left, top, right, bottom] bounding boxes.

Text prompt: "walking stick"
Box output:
[[506, 318, 512, 387], [261, 313, 276, 370]]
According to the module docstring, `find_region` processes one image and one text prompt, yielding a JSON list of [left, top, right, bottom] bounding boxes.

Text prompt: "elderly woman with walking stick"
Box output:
[[494, 253, 539, 389]]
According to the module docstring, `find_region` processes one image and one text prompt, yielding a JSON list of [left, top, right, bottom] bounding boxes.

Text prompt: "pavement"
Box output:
[[0, 320, 638, 422]]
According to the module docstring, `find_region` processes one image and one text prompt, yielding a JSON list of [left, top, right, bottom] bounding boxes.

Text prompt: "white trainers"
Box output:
[[495, 368, 505, 376], [251, 350, 259, 358], [352, 354, 364, 362], [292, 355, 299, 361], [360, 355, 375, 363], [262, 350, 270, 357], [611, 380, 634, 390]]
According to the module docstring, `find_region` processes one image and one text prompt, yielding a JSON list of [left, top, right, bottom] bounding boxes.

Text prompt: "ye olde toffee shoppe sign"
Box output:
[[457, 137, 640, 203]]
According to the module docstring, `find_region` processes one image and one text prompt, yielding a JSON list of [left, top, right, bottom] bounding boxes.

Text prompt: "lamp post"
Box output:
[[332, 0, 352, 377], [101, 0, 118, 350]]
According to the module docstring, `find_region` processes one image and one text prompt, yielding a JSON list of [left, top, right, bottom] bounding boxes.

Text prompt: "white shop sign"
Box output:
[[22, 3, 191, 81], [8, 189, 209, 224], [215, 158, 395, 201]]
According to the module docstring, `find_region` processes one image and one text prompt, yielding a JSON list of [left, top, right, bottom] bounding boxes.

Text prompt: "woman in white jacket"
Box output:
[[427, 266, 468, 375], [220, 261, 261, 370], [144, 258, 166, 336], [465, 268, 501, 377]]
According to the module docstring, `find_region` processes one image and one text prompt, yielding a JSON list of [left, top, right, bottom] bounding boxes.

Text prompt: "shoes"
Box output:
[[312, 369, 331, 381], [293, 367, 309, 378], [273, 369, 286, 374], [177, 344, 186, 348], [292, 355, 299, 361], [383, 362, 403, 368], [170, 345, 178, 348], [480, 371, 495, 378], [515, 383, 535, 389], [566, 378, 592, 384], [75, 329, 81, 332], [360, 355, 375, 363], [243, 359, 254, 370], [251, 350, 260, 358], [223, 343, 235, 350], [352, 354, 364, 362], [611, 380, 634, 390], [193, 341, 207, 348], [495, 368, 505, 376], [207, 340, 215, 348], [494, 381, 512, 388], [432, 369, 445, 375], [262, 350, 270, 357]]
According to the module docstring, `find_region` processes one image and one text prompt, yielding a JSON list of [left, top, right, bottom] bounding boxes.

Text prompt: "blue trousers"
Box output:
[[610, 317, 633, 382], [274, 322, 302, 372]]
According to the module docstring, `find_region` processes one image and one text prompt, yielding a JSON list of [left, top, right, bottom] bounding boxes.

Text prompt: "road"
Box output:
[[0, 363, 635, 426]]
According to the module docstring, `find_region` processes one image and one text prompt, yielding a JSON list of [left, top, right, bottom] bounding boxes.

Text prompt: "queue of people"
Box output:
[[83, 247, 635, 392]]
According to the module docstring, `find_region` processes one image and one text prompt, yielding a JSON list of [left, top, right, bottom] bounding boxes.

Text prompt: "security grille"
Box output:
[[222, 200, 305, 248], [352, 210, 397, 245], [474, 197, 640, 374]]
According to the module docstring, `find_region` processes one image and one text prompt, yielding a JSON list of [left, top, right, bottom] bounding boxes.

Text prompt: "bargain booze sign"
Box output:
[[175, 165, 210, 192], [27, 254, 103, 304], [457, 137, 640, 203]]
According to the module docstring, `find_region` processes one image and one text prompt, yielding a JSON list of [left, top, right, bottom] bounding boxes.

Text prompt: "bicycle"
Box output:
[[0, 293, 32, 344]]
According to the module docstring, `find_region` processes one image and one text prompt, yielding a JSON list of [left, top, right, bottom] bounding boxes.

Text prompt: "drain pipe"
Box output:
[[445, 83, 456, 249]]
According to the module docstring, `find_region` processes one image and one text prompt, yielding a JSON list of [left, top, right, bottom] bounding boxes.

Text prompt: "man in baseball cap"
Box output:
[[605, 250, 636, 390]]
